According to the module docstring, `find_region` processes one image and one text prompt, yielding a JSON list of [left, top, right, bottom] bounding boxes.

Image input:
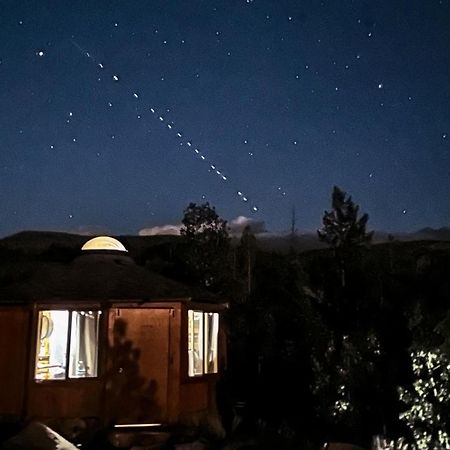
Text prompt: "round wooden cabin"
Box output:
[[0, 236, 227, 430]]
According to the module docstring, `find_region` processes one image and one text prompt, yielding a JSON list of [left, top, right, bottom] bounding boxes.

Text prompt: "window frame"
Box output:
[[187, 309, 220, 378], [34, 307, 102, 382]]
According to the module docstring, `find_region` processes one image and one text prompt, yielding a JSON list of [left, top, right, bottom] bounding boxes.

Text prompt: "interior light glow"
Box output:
[[114, 423, 162, 428]]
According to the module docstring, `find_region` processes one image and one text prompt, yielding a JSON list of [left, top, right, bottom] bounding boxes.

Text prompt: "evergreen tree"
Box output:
[[318, 186, 373, 250], [318, 186, 373, 288], [311, 187, 386, 445]]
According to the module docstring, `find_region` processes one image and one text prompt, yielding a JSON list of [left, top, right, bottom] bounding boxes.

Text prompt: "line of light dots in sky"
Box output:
[[147, 103, 258, 212], [71, 40, 262, 213]]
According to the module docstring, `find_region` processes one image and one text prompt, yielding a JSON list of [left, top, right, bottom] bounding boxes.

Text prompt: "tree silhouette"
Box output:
[[236, 225, 257, 296], [311, 187, 387, 445], [181, 202, 229, 238], [318, 186, 373, 250], [180, 202, 231, 291]]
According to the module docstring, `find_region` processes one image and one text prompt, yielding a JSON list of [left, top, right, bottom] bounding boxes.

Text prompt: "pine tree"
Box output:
[[318, 186, 373, 250]]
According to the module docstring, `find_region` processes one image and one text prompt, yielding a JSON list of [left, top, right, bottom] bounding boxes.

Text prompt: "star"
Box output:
[[0, 0, 447, 236]]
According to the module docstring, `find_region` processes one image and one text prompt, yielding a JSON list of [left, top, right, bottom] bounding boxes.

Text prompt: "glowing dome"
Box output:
[[81, 236, 128, 252]]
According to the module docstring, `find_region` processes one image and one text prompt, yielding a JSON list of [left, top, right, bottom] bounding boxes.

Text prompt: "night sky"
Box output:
[[1, 0, 449, 237]]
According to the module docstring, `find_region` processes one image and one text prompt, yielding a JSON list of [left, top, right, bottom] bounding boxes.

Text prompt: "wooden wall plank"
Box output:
[[0, 308, 29, 417]]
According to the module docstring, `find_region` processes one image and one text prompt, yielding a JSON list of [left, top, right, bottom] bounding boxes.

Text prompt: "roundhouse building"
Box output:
[[0, 236, 226, 430]]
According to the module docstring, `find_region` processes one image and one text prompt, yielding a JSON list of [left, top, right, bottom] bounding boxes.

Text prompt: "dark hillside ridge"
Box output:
[[243, 227, 450, 254], [0, 231, 180, 262], [0, 227, 449, 260]]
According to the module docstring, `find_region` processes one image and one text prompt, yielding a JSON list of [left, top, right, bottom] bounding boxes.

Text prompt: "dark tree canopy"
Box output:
[[237, 225, 258, 296], [180, 202, 230, 290], [181, 202, 229, 239], [318, 186, 373, 249]]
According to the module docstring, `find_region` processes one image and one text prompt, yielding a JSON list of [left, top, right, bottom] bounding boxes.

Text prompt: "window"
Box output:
[[204, 312, 219, 374], [35, 310, 101, 380], [188, 310, 219, 377]]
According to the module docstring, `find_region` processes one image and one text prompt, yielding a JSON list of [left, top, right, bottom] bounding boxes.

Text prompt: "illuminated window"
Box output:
[[204, 312, 219, 374], [188, 310, 219, 377], [35, 310, 101, 380]]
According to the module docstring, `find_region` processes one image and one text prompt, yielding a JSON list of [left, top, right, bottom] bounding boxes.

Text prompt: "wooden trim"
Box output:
[[32, 298, 228, 310], [21, 305, 33, 421], [167, 305, 182, 423], [108, 301, 186, 309], [28, 305, 40, 384], [30, 307, 105, 384], [64, 311, 73, 379], [181, 305, 223, 384], [34, 301, 102, 309], [185, 301, 228, 313], [182, 373, 220, 384]]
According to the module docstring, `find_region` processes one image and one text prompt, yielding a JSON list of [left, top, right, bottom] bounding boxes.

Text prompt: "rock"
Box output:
[[107, 431, 136, 448], [2, 421, 78, 450], [48, 417, 87, 442], [324, 443, 367, 450], [174, 440, 208, 450]]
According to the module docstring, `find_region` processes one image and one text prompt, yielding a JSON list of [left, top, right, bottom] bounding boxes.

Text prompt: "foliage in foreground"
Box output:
[[386, 350, 450, 450], [176, 191, 450, 448]]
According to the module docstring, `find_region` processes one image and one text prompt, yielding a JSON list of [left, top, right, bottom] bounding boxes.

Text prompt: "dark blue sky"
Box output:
[[1, 0, 449, 236]]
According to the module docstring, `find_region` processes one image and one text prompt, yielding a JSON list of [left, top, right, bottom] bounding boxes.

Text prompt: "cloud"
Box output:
[[138, 216, 266, 237], [68, 225, 112, 236], [138, 224, 181, 236], [228, 216, 266, 235]]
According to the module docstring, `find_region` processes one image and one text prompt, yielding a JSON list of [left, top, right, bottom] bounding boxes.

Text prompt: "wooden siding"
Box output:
[[1, 301, 225, 427], [179, 382, 209, 413], [27, 380, 102, 418], [166, 305, 181, 423], [0, 308, 30, 418]]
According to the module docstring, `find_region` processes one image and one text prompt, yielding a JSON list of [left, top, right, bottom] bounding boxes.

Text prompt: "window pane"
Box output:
[[69, 311, 100, 378], [35, 310, 69, 380], [204, 313, 219, 374], [188, 310, 204, 376]]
